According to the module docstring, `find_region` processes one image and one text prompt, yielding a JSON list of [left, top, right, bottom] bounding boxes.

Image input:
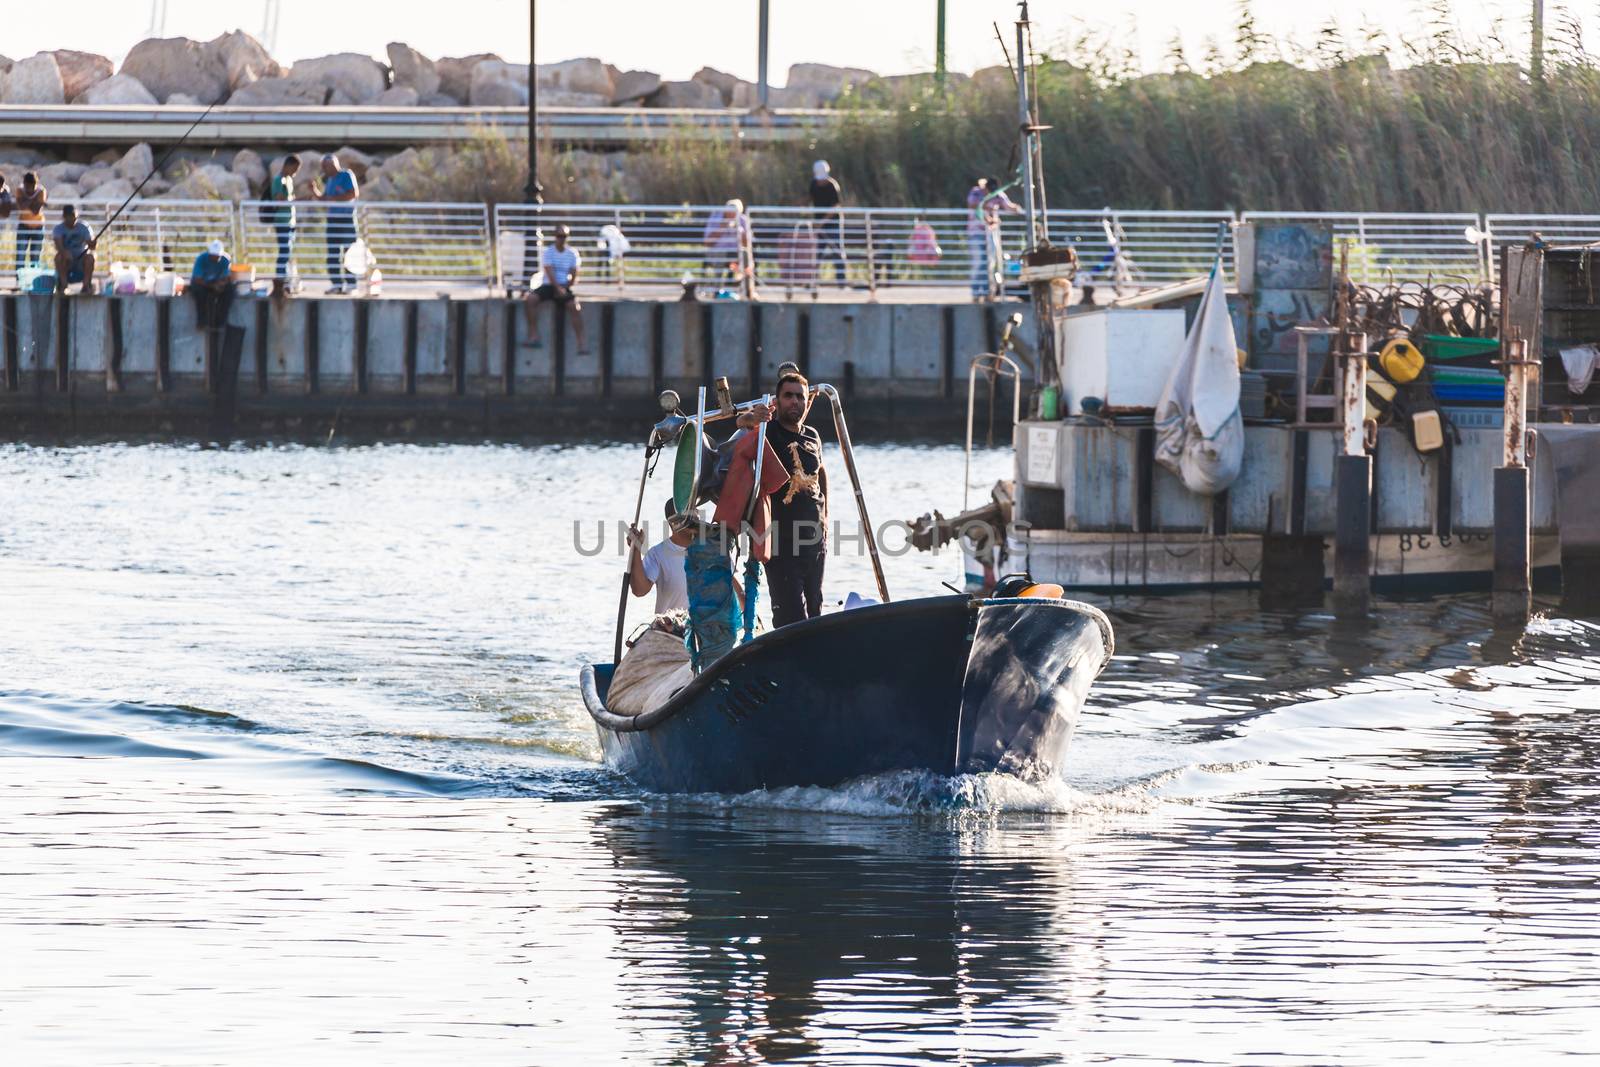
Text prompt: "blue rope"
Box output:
[[742, 555, 761, 642]]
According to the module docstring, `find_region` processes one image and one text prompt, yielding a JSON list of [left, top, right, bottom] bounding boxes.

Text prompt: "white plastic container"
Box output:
[[1058, 308, 1187, 415], [152, 272, 178, 297]]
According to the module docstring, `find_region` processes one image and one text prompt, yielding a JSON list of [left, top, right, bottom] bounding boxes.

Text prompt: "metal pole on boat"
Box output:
[[1014, 5, 1038, 248], [742, 395, 771, 642], [816, 383, 890, 602], [614, 447, 656, 666], [687, 386, 708, 509]]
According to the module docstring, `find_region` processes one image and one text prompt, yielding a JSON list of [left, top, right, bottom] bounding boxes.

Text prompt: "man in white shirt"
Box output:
[[627, 499, 692, 615], [523, 223, 589, 354]]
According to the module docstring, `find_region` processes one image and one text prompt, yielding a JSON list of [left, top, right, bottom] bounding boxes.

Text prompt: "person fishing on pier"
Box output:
[[189, 240, 235, 330], [51, 205, 96, 295]]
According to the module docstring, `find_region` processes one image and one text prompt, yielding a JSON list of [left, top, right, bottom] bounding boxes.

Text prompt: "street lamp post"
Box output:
[[758, 0, 770, 110], [1532, 0, 1545, 80], [526, 0, 541, 204]]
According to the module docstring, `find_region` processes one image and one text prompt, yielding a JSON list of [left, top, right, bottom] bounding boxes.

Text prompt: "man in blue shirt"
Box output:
[[189, 239, 234, 329], [51, 205, 96, 294], [317, 154, 360, 294]]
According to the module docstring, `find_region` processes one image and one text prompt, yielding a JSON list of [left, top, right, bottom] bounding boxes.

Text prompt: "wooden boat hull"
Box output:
[[581, 595, 1113, 794]]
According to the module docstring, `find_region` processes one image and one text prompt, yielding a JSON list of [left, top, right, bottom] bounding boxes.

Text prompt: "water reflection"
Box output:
[[588, 806, 1092, 1065]]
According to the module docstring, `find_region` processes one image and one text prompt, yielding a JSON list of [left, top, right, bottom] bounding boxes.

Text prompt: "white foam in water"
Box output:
[[656, 766, 1195, 820]]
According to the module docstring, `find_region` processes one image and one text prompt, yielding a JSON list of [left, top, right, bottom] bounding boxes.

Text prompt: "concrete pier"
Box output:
[[0, 292, 1034, 437]]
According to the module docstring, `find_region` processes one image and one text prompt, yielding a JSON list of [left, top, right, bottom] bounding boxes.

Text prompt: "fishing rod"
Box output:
[[92, 100, 220, 245]]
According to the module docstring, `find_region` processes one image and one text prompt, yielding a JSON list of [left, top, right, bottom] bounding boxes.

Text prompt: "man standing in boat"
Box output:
[[746, 369, 830, 627]]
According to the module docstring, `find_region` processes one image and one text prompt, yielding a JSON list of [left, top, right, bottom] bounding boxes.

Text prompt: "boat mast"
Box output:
[[1015, 2, 1045, 251], [1013, 1, 1067, 399]]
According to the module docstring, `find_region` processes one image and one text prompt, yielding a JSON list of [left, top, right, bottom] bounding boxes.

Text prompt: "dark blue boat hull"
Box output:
[[582, 595, 1113, 794]]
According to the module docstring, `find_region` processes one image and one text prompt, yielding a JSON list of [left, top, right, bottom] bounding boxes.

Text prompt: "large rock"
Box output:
[[36, 161, 87, 187], [730, 82, 820, 109], [288, 53, 388, 104], [203, 31, 280, 91], [436, 53, 500, 102], [120, 38, 230, 104], [51, 50, 113, 100], [386, 42, 439, 96], [544, 90, 610, 106], [611, 69, 660, 104], [970, 66, 1013, 90], [2, 53, 65, 104], [115, 143, 155, 184], [647, 79, 722, 109], [786, 62, 875, 101], [376, 85, 419, 106], [331, 146, 377, 179], [81, 177, 135, 202], [167, 92, 201, 106], [692, 67, 741, 105], [76, 165, 117, 193], [167, 162, 249, 202], [537, 57, 613, 97], [231, 148, 267, 192], [227, 76, 325, 106], [419, 90, 459, 107], [79, 73, 159, 106], [469, 60, 527, 106]]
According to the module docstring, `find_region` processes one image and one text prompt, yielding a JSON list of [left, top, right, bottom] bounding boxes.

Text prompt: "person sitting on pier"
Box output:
[[189, 240, 235, 330], [522, 224, 589, 354], [50, 205, 96, 295]]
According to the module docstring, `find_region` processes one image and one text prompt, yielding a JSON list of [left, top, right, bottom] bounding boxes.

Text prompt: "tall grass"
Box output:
[[397, 14, 1600, 213]]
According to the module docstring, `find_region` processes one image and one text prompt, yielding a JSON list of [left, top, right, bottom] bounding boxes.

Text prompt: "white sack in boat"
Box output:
[[607, 627, 695, 717], [1153, 260, 1244, 496]]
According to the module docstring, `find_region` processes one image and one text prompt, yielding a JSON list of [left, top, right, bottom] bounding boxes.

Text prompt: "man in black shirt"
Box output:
[[757, 370, 830, 626], [809, 160, 845, 284]]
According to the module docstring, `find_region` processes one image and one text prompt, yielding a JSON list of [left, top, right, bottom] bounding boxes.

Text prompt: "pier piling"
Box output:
[[1331, 332, 1371, 617], [1493, 330, 1534, 623]]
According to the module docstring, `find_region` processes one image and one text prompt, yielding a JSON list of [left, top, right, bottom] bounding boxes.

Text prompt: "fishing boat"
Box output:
[[580, 381, 1114, 794]]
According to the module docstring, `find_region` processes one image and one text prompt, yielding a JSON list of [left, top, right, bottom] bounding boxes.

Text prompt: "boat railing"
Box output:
[[965, 351, 1025, 512]]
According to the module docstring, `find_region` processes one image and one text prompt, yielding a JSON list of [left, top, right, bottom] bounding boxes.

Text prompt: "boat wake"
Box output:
[[650, 763, 1240, 819], [0, 690, 480, 797]]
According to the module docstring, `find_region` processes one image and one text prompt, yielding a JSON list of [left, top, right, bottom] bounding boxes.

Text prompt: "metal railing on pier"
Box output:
[[8, 200, 1600, 296], [236, 200, 495, 285]]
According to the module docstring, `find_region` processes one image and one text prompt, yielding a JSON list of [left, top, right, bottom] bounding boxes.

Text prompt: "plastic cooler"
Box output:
[[1421, 334, 1499, 365]]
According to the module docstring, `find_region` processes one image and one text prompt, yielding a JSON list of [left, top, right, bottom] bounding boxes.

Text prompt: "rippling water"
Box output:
[[4, 441, 1600, 1064]]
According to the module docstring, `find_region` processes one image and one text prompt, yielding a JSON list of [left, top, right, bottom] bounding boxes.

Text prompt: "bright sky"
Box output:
[[4, 0, 1540, 80]]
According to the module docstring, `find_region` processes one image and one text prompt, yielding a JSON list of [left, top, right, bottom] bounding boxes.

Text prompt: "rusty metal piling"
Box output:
[[1493, 330, 1535, 624]]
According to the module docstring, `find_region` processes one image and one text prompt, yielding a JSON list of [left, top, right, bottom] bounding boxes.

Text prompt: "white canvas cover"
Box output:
[[1153, 260, 1244, 496], [607, 627, 694, 717]]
